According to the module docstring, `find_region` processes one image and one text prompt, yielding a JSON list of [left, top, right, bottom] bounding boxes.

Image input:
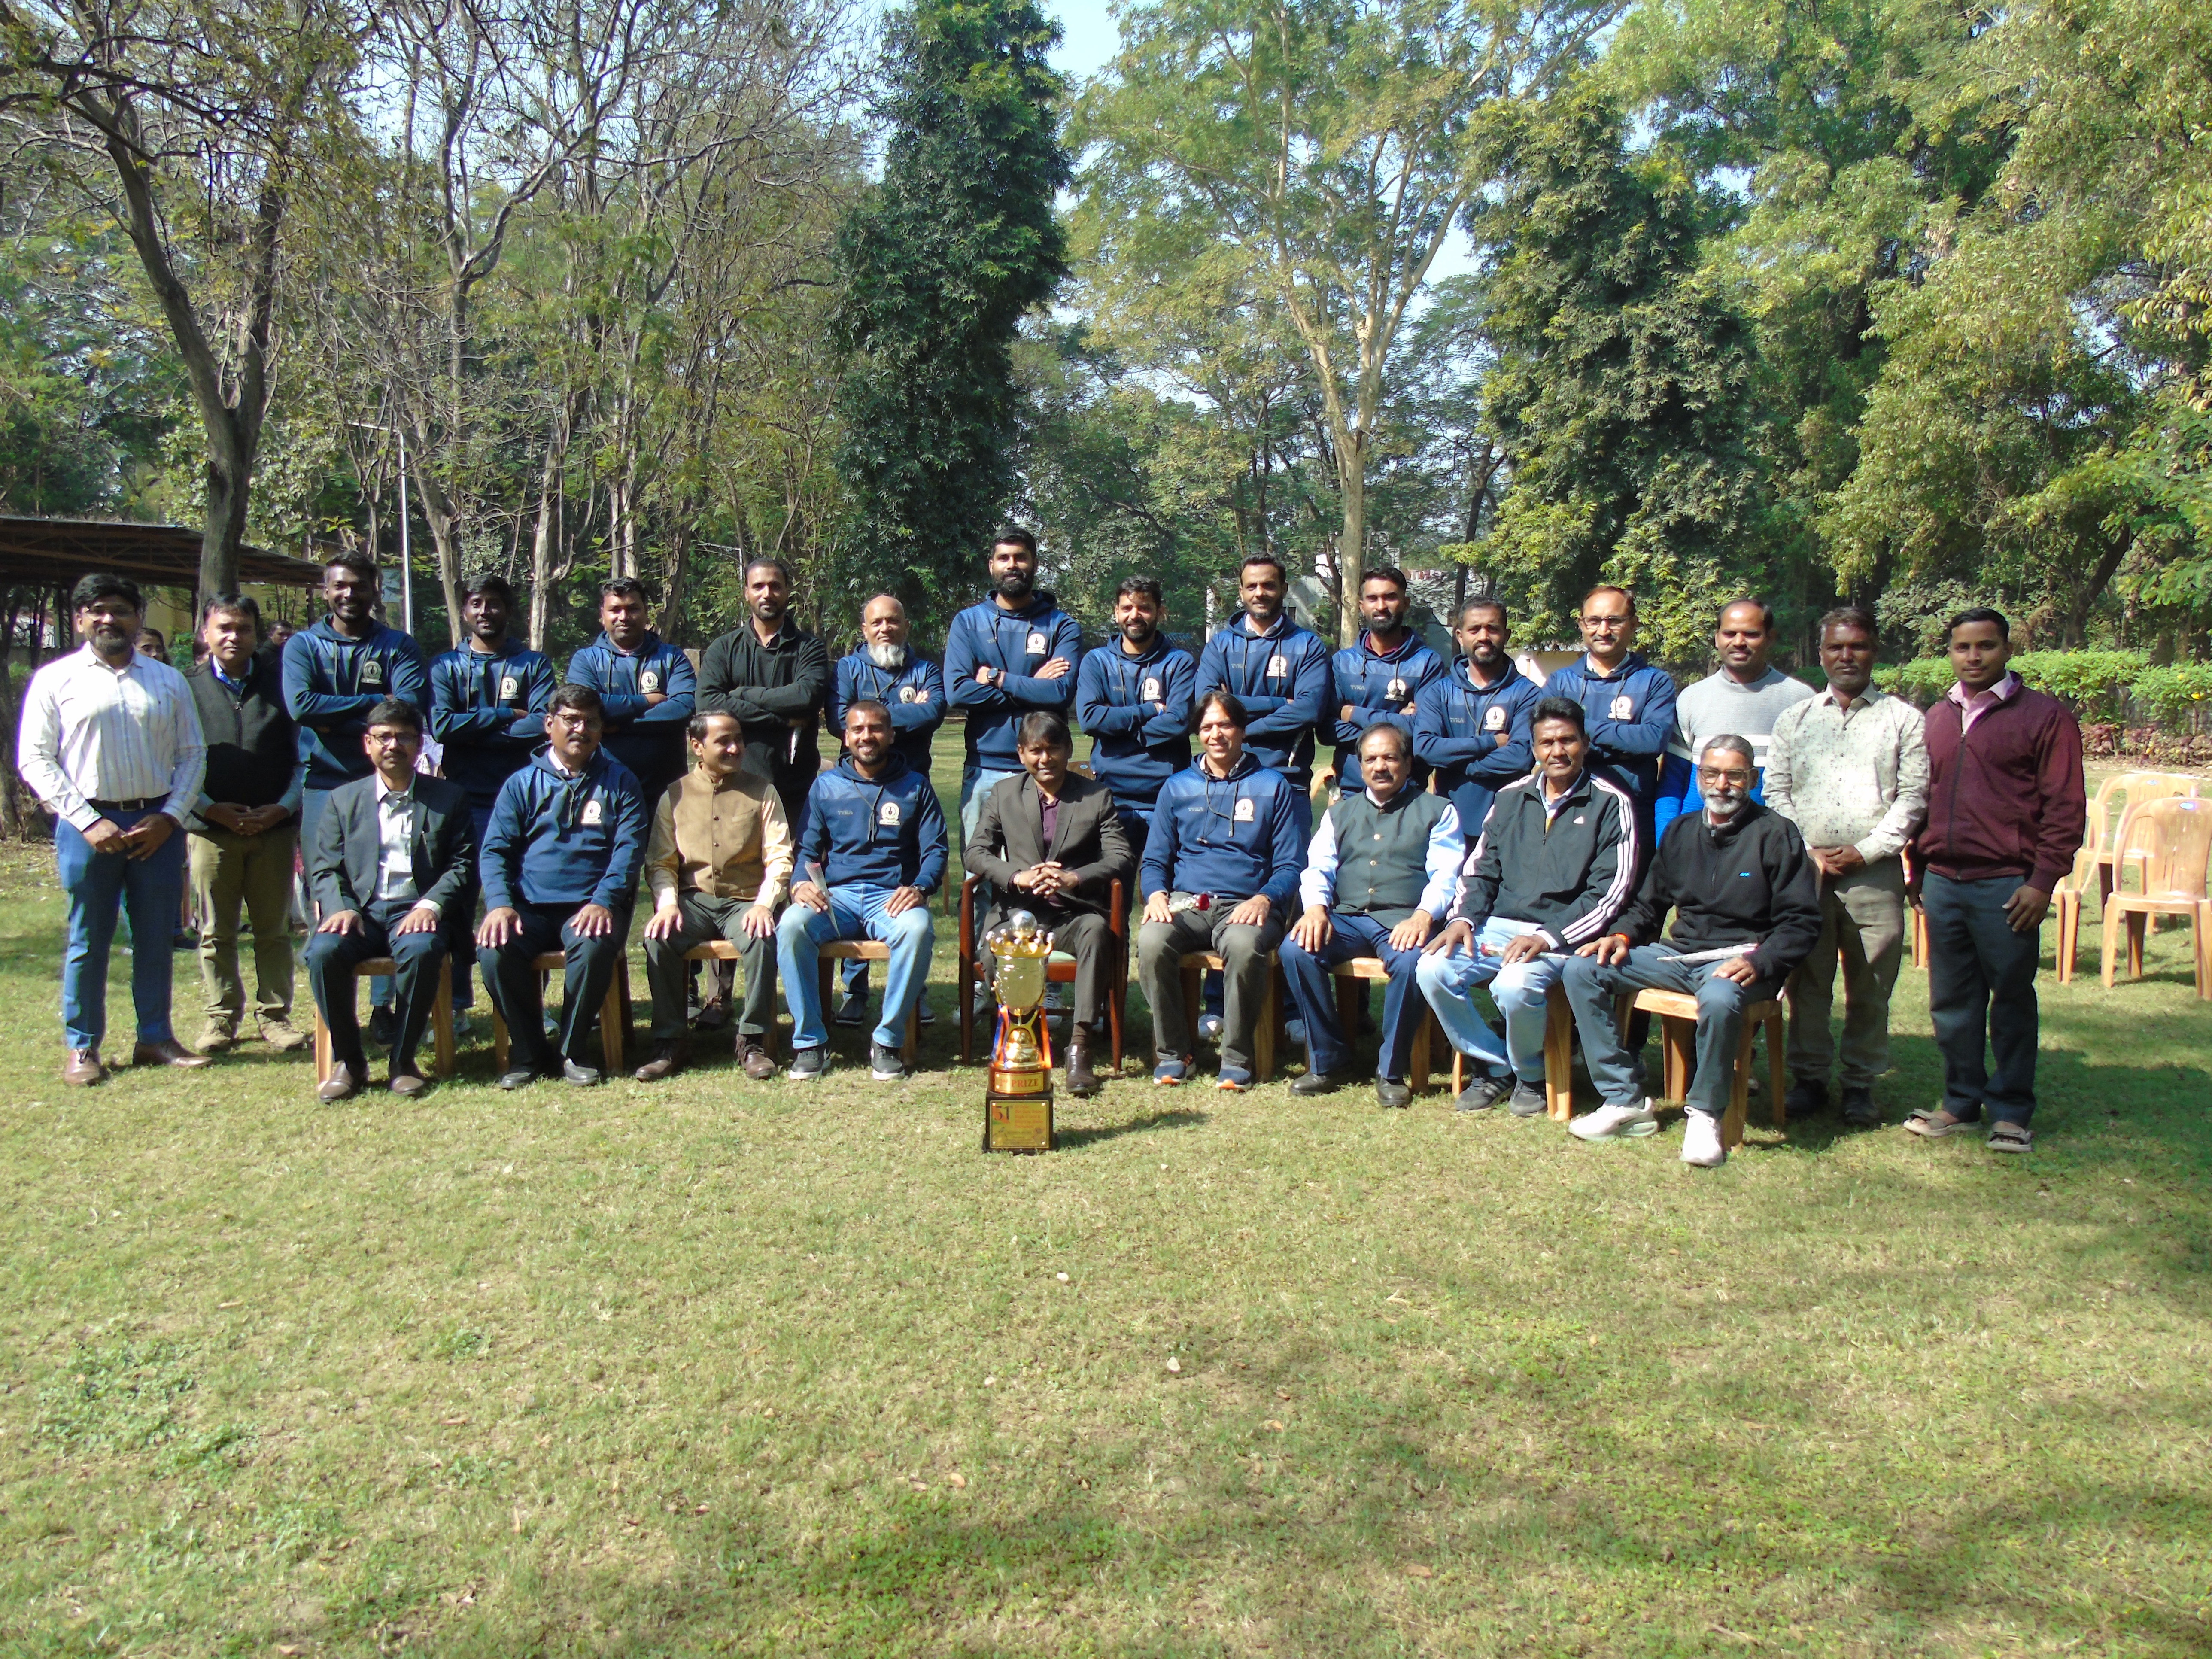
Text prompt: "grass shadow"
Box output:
[[1054, 1106, 1212, 1149]]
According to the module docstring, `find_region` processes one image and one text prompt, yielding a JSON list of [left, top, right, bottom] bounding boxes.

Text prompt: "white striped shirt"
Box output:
[[17, 644, 207, 831]]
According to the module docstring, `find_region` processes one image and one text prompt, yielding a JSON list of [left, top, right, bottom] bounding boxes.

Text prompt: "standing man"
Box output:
[[1326, 565, 1445, 796], [1764, 607, 1928, 1128], [1654, 598, 1814, 837], [428, 573, 556, 844], [634, 711, 793, 1083], [476, 685, 650, 1088], [304, 700, 477, 1100], [1905, 608, 2084, 1154], [1074, 575, 1196, 874], [565, 577, 696, 811], [699, 557, 832, 830], [1280, 725, 1461, 1108], [18, 573, 210, 1082], [183, 593, 305, 1055], [1541, 586, 1677, 850], [1194, 554, 1332, 802], [776, 700, 948, 1083], [1414, 599, 1543, 843]]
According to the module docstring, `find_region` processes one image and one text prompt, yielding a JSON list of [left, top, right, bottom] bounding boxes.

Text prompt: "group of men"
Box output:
[[19, 540, 2087, 1163]]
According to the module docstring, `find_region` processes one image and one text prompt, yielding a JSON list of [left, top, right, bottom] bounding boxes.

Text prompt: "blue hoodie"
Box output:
[[797, 753, 949, 894], [428, 640, 557, 811], [944, 591, 1085, 768], [831, 647, 947, 771], [562, 631, 696, 793], [283, 619, 430, 792], [1541, 653, 1679, 823], [1139, 751, 1307, 910], [1075, 634, 1197, 817], [1329, 629, 1447, 792], [1413, 659, 1543, 838], [1194, 612, 1334, 778], [480, 746, 648, 913]]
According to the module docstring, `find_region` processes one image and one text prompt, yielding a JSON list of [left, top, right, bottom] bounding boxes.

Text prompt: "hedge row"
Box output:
[[1872, 652, 2212, 727]]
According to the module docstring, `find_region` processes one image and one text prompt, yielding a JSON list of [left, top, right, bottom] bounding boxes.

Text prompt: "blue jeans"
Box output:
[[1923, 871, 2042, 1126], [58, 808, 187, 1050], [1562, 944, 1781, 1118], [1416, 917, 1568, 1084], [777, 885, 934, 1051], [1279, 912, 1430, 1080]]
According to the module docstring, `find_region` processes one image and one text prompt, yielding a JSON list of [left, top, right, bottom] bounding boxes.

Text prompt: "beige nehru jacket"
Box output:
[[645, 769, 794, 909]]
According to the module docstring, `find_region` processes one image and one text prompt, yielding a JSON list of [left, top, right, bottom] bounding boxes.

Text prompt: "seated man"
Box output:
[[305, 699, 477, 1100], [776, 699, 948, 1082], [963, 711, 1133, 1097], [476, 685, 649, 1088], [1136, 691, 1306, 1090], [635, 711, 793, 1082], [1559, 734, 1821, 1167], [1416, 696, 1638, 1115], [1280, 723, 1461, 1108]]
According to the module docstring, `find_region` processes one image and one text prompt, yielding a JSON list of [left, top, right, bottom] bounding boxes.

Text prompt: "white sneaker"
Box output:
[[1568, 1100, 1658, 1142], [1680, 1112, 1727, 1167]]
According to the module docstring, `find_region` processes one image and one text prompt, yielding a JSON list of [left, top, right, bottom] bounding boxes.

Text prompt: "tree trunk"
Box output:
[[1335, 446, 1365, 645]]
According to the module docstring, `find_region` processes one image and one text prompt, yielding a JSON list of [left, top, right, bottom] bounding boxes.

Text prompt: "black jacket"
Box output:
[[698, 617, 831, 795], [1452, 769, 1640, 950], [963, 772, 1134, 920], [308, 771, 478, 927], [185, 650, 298, 823], [1613, 799, 1821, 983]]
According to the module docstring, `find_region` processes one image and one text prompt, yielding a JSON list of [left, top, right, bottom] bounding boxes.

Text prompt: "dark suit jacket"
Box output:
[[309, 771, 478, 925], [963, 772, 1133, 919]]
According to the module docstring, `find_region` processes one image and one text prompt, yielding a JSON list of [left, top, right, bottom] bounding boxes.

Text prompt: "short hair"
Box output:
[[1016, 711, 1073, 752], [990, 528, 1038, 558], [323, 551, 378, 583], [1698, 734, 1756, 769], [549, 683, 605, 721], [1530, 695, 1587, 736], [599, 577, 648, 604], [1361, 564, 1409, 596], [70, 572, 142, 613], [1238, 553, 1289, 587], [464, 572, 517, 608], [1817, 605, 1878, 641], [1579, 584, 1635, 617], [1947, 606, 2010, 642], [365, 697, 422, 735], [1195, 689, 1249, 729], [1719, 596, 1776, 635], [199, 592, 261, 629], [1116, 575, 1164, 605], [744, 556, 796, 588], [686, 709, 740, 743], [1357, 721, 1412, 760], [862, 592, 905, 617], [844, 697, 892, 727], [1457, 598, 1508, 629]]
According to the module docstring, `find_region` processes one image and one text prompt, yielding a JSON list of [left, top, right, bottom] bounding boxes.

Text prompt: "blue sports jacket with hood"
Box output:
[[1540, 653, 1679, 823], [428, 640, 556, 811], [831, 648, 946, 771], [282, 619, 429, 792], [1413, 658, 1543, 838], [562, 630, 696, 791], [1075, 634, 1197, 817], [796, 753, 950, 894], [1139, 751, 1306, 910], [480, 745, 648, 913], [1328, 629, 1447, 792], [944, 591, 1085, 769], [1194, 612, 1333, 779]]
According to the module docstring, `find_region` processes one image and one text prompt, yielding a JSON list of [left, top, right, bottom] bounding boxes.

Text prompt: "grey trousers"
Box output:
[[1138, 905, 1285, 1077], [642, 892, 778, 1041], [1785, 861, 1906, 1091]]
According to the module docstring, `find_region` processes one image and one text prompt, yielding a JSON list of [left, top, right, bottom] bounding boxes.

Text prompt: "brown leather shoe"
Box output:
[[133, 1039, 213, 1070], [737, 1037, 777, 1081], [632, 1040, 683, 1082], [318, 1060, 366, 1102], [388, 1069, 428, 1097], [1067, 1028, 1100, 1098], [62, 1048, 105, 1086]]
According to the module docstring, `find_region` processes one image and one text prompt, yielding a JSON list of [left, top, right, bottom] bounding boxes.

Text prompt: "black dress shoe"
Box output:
[[1375, 1078, 1412, 1109], [1290, 1071, 1344, 1096], [496, 1065, 542, 1090], [1784, 1076, 1829, 1116]]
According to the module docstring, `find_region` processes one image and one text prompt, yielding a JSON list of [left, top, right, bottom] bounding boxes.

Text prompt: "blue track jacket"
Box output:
[[428, 640, 556, 811], [944, 592, 1084, 769], [797, 754, 949, 894], [480, 746, 648, 913], [1075, 635, 1197, 817], [1541, 654, 1678, 823], [1414, 659, 1543, 838], [831, 648, 946, 772], [1139, 752, 1306, 910], [1194, 612, 1333, 778], [283, 619, 429, 791], [1329, 629, 1447, 792], [562, 631, 696, 791]]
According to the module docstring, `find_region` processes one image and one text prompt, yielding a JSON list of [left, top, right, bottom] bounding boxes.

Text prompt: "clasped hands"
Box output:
[[83, 814, 178, 859]]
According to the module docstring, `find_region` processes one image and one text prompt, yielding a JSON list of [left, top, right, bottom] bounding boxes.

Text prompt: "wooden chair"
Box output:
[[2059, 772, 2202, 981], [1447, 981, 1578, 1120], [1327, 957, 1454, 1093], [2099, 797, 2212, 998], [682, 938, 778, 1059], [1620, 986, 1786, 1150], [956, 877, 1126, 1070], [817, 940, 920, 1065], [491, 951, 634, 1074], [1179, 950, 1285, 1082], [313, 956, 456, 1085]]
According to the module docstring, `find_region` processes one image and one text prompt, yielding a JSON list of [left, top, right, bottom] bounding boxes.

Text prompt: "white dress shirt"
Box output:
[[375, 782, 426, 908], [1300, 790, 1464, 919], [17, 643, 207, 831]]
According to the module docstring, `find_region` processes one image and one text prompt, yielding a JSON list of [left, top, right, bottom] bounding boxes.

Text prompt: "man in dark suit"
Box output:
[[963, 711, 1133, 1097], [306, 699, 477, 1101]]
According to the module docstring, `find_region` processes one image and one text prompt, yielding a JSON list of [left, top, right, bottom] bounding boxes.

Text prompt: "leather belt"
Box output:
[[88, 796, 165, 813]]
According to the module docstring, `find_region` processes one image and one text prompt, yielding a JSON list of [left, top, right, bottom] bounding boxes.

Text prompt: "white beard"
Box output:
[[1705, 796, 1747, 823], [865, 641, 908, 670]]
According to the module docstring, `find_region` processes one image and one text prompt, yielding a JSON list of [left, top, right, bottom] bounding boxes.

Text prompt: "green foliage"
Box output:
[[1872, 648, 2212, 726], [2130, 663, 2212, 727]]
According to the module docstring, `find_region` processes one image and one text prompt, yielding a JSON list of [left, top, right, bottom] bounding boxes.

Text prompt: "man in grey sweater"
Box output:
[[1764, 606, 1929, 1127], [1655, 598, 1815, 839]]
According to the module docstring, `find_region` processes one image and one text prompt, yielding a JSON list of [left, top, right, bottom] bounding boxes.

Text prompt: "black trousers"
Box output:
[[478, 902, 632, 1070], [307, 899, 450, 1070]]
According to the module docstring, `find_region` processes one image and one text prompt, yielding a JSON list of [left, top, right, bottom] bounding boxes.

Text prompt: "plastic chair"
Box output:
[[957, 876, 1126, 1070], [2059, 772, 2201, 981], [2099, 798, 2212, 998]]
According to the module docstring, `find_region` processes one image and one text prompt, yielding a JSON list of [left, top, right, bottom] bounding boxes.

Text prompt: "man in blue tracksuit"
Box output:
[[1540, 584, 1677, 856], [778, 699, 949, 1083], [563, 577, 696, 809], [1414, 598, 1543, 840], [1194, 554, 1333, 802], [1326, 564, 1445, 796], [1074, 574, 1195, 873], [475, 685, 649, 1088]]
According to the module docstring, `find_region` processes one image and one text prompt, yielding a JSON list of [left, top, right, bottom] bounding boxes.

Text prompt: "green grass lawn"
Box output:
[[4, 744, 2211, 1655]]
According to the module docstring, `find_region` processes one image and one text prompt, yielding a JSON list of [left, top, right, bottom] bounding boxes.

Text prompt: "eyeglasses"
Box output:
[[1697, 766, 1753, 784]]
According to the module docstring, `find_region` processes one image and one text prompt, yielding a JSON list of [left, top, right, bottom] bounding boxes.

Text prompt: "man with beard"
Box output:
[[428, 574, 556, 844], [19, 573, 210, 1083], [1558, 735, 1821, 1167], [699, 558, 833, 829], [564, 578, 697, 811], [1325, 565, 1445, 797], [1074, 575, 1196, 874], [1414, 598, 1543, 842], [1653, 598, 1815, 837], [1194, 554, 1332, 802]]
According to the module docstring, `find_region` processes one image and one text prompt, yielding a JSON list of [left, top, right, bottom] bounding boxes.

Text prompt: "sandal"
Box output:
[[1904, 1108, 1979, 1139], [1987, 1122, 2033, 1154]]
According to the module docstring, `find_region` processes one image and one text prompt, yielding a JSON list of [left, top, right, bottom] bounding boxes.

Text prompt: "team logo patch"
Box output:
[[897, 685, 915, 703], [1483, 705, 1507, 732], [360, 658, 383, 686], [1026, 631, 1048, 656], [499, 674, 519, 702], [1386, 678, 1408, 704], [878, 801, 902, 826], [581, 799, 603, 827], [1609, 695, 1634, 720], [1267, 653, 1288, 678], [1232, 797, 1256, 823], [640, 671, 661, 693], [1142, 677, 1162, 701]]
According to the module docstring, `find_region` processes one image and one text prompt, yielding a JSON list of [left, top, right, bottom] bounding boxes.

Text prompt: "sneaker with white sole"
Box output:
[[1569, 1100, 1658, 1141], [870, 1042, 908, 1081], [788, 1045, 831, 1080], [1680, 1111, 1726, 1167], [1197, 1012, 1224, 1044]]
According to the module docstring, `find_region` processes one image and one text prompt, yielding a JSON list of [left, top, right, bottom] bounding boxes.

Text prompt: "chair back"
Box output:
[[2112, 797, 2212, 902], [2089, 771, 2196, 854]]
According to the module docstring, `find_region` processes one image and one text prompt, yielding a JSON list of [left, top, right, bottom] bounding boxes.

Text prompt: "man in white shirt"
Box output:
[[17, 573, 209, 1085]]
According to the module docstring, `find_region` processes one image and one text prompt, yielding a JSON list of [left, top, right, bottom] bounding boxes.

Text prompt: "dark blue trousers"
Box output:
[[1923, 871, 2042, 1126], [1279, 912, 1429, 1080], [307, 899, 450, 1070], [477, 902, 631, 1072]]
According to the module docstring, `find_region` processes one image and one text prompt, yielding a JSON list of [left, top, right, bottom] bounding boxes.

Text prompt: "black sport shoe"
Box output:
[[1784, 1076, 1829, 1117], [1507, 1080, 1549, 1117], [1840, 1087, 1879, 1128], [870, 1042, 908, 1081], [833, 993, 868, 1028], [1455, 1072, 1511, 1112], [788, 1045, 830, 1080]]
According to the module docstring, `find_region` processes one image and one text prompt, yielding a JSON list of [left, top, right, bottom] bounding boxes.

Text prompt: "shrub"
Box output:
[[2128, 663, 2212, 729], [2009, 650, 2148, 721]]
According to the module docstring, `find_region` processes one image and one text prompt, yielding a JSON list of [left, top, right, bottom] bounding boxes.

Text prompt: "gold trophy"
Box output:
[[982, 909, 1056, 1152]]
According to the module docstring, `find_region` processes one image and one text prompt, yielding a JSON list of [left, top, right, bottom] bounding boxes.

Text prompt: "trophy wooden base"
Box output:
[[984, 1074, 1055, 1153]]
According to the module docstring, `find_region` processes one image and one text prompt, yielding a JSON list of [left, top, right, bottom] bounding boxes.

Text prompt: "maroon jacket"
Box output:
[[1915, 682, 2086, 890]]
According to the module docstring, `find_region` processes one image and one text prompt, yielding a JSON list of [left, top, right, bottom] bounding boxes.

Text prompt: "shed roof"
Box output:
[[0, 516, 326, 591]]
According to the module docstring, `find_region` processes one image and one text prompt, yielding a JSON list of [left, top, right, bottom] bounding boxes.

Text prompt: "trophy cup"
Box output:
[[982, 910, 1057, 1153]]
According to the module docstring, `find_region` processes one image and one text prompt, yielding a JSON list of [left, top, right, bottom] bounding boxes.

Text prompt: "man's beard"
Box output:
[[865, 640, 908, 670], [1705, 793, 1747, 821], [1119, 619, 1156, 648], [995, 572, 1034, 602]]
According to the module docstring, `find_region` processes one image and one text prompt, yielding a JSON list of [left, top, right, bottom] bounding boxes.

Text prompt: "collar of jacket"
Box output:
[[529, 744, 608, 783], [1235, 611, 1297, 642], [192, 653, 273, 692], [741, 615, 805, 650], [307, 617, 399, 647], [1358, 782, 1428, 813], [1577, 651, 1647, 684], [1697, 798, 1766, 844], [987, 591, 1059, 622], [591, 628, 664, 657], [460, 638, 533, 662], [835, 752, 912, 787], [1109, 632, 1172, 667], [1196, 750, 1262, 784], [1357, 629, 1425, 664], [1451, 657, 1521, 695]]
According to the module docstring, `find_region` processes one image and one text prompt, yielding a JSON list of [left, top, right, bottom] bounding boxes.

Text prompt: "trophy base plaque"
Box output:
[[984, 1083, 1054, 1153]]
